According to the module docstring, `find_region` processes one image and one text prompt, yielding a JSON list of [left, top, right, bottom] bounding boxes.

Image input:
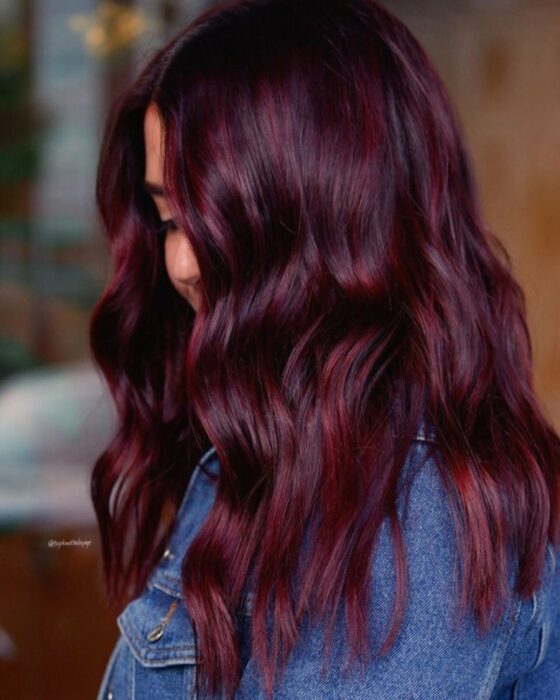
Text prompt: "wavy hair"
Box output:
[[90, 0, 560, 697]]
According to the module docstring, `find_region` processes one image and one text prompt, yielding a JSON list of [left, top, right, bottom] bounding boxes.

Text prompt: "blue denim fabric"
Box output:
[[96, 433, 560, 699]]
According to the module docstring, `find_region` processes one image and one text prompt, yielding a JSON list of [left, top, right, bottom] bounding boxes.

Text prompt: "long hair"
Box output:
[[90, 0, 560, 698]]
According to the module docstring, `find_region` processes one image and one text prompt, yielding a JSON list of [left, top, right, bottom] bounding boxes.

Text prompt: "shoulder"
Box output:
[[96, 445, 221, 700], [370, 436, 465, 641], [237, 433, 523, 699]]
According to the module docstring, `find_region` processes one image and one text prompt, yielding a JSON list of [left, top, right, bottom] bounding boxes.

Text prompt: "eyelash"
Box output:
[[156, 219, 178, 236]]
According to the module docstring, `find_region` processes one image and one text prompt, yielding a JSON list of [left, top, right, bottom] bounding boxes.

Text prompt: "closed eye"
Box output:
[[156, 218, 178, 236]]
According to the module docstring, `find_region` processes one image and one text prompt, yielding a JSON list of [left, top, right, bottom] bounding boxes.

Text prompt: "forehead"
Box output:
[[144, 102, 165, 182]]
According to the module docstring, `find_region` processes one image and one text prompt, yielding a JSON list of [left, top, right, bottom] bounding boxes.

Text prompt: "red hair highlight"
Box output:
[[90, 1, 560, 698]]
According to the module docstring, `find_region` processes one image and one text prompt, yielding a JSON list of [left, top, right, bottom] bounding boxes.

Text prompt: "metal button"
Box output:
[[162, 548, 174, 559], [146, 623, 165, 642], [107, 690, 114, 699]]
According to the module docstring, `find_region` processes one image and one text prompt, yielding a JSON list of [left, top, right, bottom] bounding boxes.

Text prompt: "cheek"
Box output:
[[164, 232, 200, 281], [164, 237, 187, 297], [163, 235, 176, 282], [163, 233, 201, 310]]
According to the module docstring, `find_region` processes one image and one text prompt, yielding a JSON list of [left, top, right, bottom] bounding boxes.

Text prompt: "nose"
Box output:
[[164, 229, 201, 305]]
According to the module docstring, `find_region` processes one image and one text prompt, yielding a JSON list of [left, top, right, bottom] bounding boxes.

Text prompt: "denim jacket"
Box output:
[[96, 430, 560, 699]]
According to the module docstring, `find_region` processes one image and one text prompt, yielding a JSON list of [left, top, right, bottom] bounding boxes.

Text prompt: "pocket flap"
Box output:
[[117, 584, 197, 667]]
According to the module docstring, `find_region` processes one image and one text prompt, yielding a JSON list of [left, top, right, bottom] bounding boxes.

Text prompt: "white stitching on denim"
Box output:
[[95, 636, 125, 700], [476, 596, 523, 700], [131, 638, 136, 698], [191, 660, 198, 700], [179, 446, 216, 513], [532, 617, 551, 672], [529, 592, 538, 624], [159, 446, 218, 563], [527, 543, 556, 627], [150, 579, 183, 599], [546, 542, 556, 575]]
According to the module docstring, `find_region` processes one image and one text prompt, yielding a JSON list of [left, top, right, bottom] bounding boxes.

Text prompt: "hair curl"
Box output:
[[90, 1, 560, 698]]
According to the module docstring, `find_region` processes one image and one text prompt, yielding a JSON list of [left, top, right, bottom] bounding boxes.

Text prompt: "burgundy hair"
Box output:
[[90, 0, 560, 698]]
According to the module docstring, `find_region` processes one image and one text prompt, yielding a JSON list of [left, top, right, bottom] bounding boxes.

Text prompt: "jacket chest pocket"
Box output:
[[99, 584, 199, 700]]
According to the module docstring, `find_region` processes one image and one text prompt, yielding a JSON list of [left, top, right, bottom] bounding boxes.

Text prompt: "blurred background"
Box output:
[[0, 0, 558, 697]]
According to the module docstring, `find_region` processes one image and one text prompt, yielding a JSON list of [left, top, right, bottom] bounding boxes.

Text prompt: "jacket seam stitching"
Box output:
[[95, 634, 125, 700], [475, 597, 523, 700]]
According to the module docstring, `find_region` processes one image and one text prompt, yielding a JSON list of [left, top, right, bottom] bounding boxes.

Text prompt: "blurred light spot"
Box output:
[[68, 1, 155, 57]]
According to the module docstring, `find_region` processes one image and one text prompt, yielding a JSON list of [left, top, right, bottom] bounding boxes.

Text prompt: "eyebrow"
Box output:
[[143, 181, 167, 196]]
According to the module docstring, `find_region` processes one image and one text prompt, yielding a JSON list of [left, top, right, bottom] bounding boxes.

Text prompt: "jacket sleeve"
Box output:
[[234, 441, 523, 699]]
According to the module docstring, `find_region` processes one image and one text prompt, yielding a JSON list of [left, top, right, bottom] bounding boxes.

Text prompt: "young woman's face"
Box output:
[[143, 102, 202, 311]]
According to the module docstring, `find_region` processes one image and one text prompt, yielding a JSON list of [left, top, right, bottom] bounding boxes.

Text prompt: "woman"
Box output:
[[90, 0, 560, 698]]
